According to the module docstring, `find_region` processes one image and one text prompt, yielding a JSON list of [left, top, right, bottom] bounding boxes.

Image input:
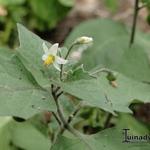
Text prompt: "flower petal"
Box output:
[[48, 43, 59, 55], [42, 42, 49, 53], [53, 62, 61, 71], [42, 54, 48, 61], [55, 56, 68, 64]]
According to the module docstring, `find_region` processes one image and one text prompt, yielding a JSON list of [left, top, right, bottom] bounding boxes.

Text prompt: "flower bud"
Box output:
[[74, 36, 93, 44]]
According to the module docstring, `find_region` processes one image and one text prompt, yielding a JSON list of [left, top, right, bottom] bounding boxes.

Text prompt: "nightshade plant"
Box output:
[[0, 0, 150, 150]]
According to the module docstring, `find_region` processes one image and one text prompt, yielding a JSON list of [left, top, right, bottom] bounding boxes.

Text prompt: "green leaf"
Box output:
[[66, 65, 92, 81], [0, 117, 15, 150], [16, 23, 54, 89], [117, 44, 150, 83], [51, 127, 150, 150], [51, 114, 149, 150], [12, 122, 51, 150], [62, 73, 150, 114], [0, 47, 56, 119], [65, 19, 150, 83], [65, 19, 128, 70], [116, 114, 149, 135]]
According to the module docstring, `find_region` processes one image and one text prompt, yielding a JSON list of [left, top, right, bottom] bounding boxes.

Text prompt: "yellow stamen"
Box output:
[[44, 55, 55, 66]]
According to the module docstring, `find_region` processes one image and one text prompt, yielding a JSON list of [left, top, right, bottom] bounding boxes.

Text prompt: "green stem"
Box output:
[[60, 102, 83, 134], [129, 0, 139, 47], [52, 111, 62, 127], [51, 85, 67, 126], [89, 68, 113, 78], [51, 86, 91, 149], [60, 44, 75, 81], [65, 44, 75, 60]]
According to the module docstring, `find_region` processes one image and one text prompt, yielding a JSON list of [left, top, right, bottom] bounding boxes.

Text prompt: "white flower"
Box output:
[[42, 42, 68, 71], [75, 36, 93, 44]]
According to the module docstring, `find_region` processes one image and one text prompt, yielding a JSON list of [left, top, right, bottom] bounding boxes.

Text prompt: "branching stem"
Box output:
[[60, 102, 83, 134], [51, 84, 66, 126], [51, 85, 80, 138], [51, 86, 88, 147]]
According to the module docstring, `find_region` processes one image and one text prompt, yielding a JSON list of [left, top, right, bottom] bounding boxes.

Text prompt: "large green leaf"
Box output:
[[51, 114, 149, 150], [117, 44, 150, 82], [0, 47, 55, 119], [0, 117, 51, 150], [62, 73, 150, 114], [12, 122, 51, 150], [116, 114, 149, 135], [0, 117, 16, 150], [65, 19, 150, 83], [65, 19, 129, 71], [51, 127, 149, 150], [16, 23, 54, 89], [62, 20, 150, 114]]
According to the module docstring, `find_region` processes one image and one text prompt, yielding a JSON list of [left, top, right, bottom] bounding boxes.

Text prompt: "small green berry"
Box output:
[[106, 72, 118, 81]]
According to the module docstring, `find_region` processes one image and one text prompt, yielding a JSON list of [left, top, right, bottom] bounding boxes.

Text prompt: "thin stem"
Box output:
[[60, 102, 83, 134], [60, 43, 75, 81], [51, 85, 80, 140], [52, 112, 62, 126], [53, 97, 66, 125], [89, 68, 113, 77], [51, 85, 67, 126], [56, 91, 64, 98], [53, 86, 61, 93], [129, 0, 139, 47], [67, 105, 81, 123], [65, 44, 75, 60]]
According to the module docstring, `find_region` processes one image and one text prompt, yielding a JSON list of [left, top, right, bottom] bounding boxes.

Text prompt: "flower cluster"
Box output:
[[42, 36, 93, 71]]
